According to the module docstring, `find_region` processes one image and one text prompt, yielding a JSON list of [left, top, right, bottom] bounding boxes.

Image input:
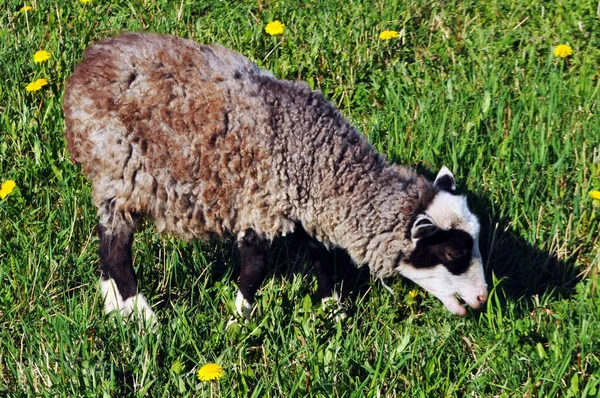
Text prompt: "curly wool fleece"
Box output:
[[64, 33, 435, 278]]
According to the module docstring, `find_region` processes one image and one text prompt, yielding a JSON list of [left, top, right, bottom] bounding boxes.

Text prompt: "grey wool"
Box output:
[[64, 33, 437, 279]]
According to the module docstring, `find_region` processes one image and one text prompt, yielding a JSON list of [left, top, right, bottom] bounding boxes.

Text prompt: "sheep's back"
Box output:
[[64, 33, 291, 239]]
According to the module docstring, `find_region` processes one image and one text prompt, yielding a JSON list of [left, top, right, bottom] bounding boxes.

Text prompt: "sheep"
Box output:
[[63, 32, 488, 322]]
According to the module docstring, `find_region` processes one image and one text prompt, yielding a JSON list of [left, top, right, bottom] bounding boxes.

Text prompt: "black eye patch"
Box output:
[[405, 229, 474, 275]]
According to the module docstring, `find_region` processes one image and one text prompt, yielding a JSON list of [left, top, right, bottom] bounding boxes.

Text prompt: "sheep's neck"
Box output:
[[271, 89, 433, 271]]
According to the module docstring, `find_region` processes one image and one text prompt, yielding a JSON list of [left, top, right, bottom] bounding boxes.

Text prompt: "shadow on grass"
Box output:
[[470, 196, 581, 307], [266, 230, 371, 307], [147, 227, 370, 317]]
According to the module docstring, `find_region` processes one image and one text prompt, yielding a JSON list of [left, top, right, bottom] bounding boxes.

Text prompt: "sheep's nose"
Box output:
[[477, 292, 488, 305]]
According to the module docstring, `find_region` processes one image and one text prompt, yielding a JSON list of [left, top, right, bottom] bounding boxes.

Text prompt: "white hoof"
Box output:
[[99, 279, 156, 325], [225, 316, 239, 331], [225, 291, 253, 332], [122, 294, 156, 324], [100, 278, 124, 314], [235, 290, 253, 321], [322, 292, 348, 321]]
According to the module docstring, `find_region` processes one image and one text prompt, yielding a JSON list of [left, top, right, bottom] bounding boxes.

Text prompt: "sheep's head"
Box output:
[[397, 166, 488, 316]]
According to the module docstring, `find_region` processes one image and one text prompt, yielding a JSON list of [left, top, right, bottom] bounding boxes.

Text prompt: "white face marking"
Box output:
[[235, 290, 253, 320], [426, 191, 480, 236], [398, 259, 487, 315], [398, 189, 488, 315]]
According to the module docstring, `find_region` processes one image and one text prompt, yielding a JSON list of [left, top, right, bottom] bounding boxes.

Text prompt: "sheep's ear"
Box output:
[[434, 166, 456, 193], [411, 215, 438, 241]]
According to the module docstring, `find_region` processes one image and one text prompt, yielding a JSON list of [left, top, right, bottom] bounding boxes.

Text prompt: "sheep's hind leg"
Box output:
[[234, 229, 270, 321], [98, 219, 155, 324]]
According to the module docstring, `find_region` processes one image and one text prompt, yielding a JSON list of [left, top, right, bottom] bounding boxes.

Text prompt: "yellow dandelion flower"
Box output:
[[554, 44, 573, 58], [26, 78, 48, 92], [590, 191, 600, 201], [197, 363, 224, 382], [34, 50, 51, 63], [0, 180, 16, 199], [79, 0, 92, 3], [408, 290, 419, 299], [265, 20, 285, 36], [379, 30, 400, 40], [19, 5, 33, 13]]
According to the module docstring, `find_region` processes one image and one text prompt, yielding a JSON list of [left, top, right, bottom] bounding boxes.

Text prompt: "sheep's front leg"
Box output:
[[306, 238, 334, 300], [235, 229, 270, 320], [98, 221, 154, 323], [306, 237, 347, 319]]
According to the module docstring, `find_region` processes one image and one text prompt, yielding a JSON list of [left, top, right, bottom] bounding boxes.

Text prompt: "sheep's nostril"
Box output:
[[477, 293, 488, 304]]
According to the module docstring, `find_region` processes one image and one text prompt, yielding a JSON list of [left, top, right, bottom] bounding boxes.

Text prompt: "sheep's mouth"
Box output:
[[441, 293, 484, 316], [457, 293, 485, 311], [439, 294, 467, 316]]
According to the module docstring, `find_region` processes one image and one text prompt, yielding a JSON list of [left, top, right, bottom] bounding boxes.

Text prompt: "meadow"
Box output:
[[1, 0, 599, 396]]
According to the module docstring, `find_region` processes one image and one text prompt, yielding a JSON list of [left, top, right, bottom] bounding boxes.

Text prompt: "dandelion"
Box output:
[[197, 363, 225, 382], [19, 5, 33, 13], [408, 290, 419, 299], [379, 30, 400, 40], [554, 44, 573, 58], [590, 191, 600, 201], [79, 0, 92, 3], [0, 180, 16, 200], [265, 20, 285, 36], [33, 50, 51, 63], [26, 78, 48, 92]]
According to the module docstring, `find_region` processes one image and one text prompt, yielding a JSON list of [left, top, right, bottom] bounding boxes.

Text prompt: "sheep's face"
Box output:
[[396, 167, 488, 316]]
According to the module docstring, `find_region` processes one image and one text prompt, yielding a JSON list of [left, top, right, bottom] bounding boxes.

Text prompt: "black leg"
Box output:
[[98, 222, 138, 301], [237, 229, 270, 317], [98, 213, 154, 321], [299, 227, 347, 319], [295, 226, 335, 300], [306, 238, 335, 300]]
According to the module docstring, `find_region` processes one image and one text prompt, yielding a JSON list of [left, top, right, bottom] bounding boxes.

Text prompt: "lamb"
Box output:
[[63, 32, 488, 322]]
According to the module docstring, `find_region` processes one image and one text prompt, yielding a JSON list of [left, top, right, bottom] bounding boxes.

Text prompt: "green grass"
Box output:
[[1, 0, 599, 396]]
